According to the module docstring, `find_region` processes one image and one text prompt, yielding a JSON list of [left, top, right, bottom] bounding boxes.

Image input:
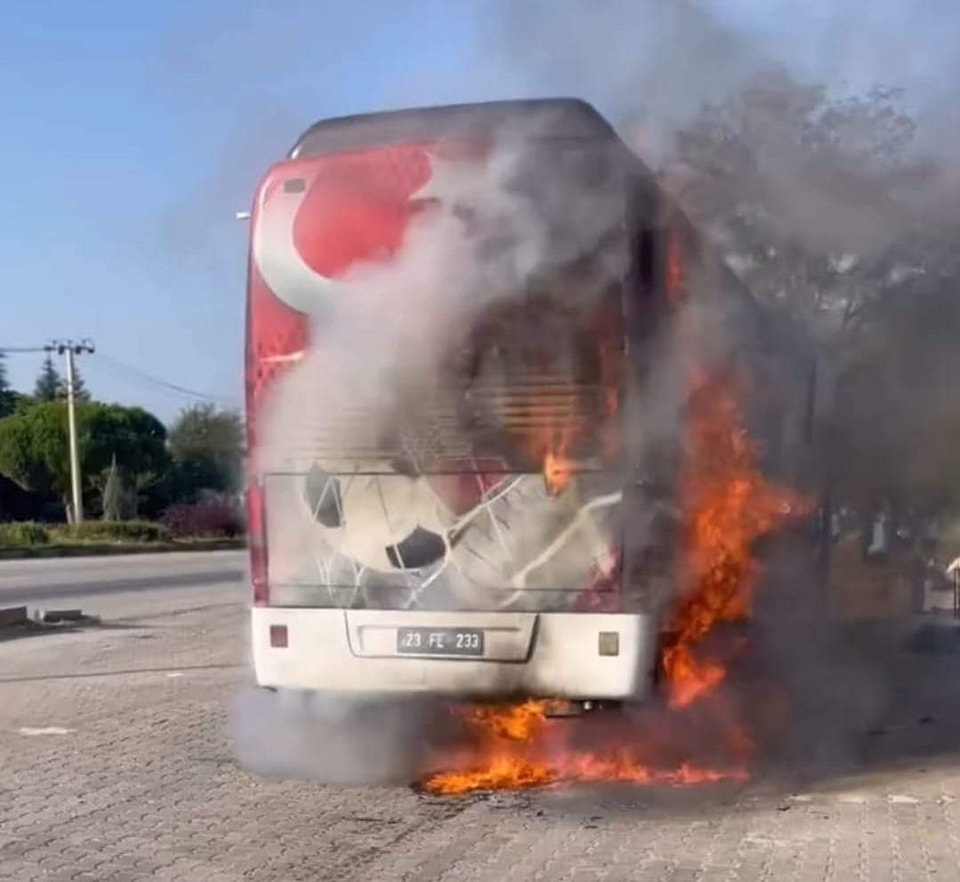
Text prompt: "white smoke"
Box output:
[[256, 115, 641, 615], [230, 0, 960, 785]]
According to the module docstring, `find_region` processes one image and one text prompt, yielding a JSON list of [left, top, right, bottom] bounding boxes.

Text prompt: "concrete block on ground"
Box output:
[[36, 609, 85, 624], [0, 606, 28, 627]]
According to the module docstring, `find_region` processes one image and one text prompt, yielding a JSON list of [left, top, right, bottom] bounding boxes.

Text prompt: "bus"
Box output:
[[244, 98, 817, 710]]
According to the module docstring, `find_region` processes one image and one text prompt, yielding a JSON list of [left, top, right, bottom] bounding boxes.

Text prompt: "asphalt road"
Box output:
[[2, 552, 960, 880], [0, 550, 247, 619]]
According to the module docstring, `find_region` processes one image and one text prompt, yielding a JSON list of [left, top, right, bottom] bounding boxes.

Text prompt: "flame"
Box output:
[[543, 444, 574, 495], [528, 419, 576, 496], [514, 298, 625, 495], [424, 753, 745, 796], [663, 654, 727, 709], [662, 374, 808, 709], [426, 756, 556, 794], [460, 699, 547, 741], [421, 700, 749, 796], [418, 372, 807, 798]]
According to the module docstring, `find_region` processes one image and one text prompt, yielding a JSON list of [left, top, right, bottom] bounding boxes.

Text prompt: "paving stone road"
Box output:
[[2, 570, 960, 881]]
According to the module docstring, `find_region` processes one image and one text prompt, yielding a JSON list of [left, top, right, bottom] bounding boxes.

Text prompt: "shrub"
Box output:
[[102, 457, 137, 521], [61, 520, 172, 544], [0, 521, 50, 546], [161, 498, 244, 538]]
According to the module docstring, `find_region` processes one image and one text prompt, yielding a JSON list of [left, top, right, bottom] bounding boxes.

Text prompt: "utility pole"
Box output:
[[46, 339, 95, 524]]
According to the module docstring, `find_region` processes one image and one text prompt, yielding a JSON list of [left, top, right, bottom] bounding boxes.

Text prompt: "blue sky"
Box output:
[[0, 0, 495, 422], [1, 0, 953, 423]]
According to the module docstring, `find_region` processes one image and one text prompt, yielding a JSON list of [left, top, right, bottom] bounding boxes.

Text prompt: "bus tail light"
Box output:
[[598, 631, 620, 656], [269, 624, 288, 648], [248, 480, 269, 606]]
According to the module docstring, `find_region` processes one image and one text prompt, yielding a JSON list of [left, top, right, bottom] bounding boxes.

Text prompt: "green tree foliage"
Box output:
[[102, 455, 123, 520], [33, 355, 91, 402], [101, 454, 136, 520], [0, 400, 170, 518], [0, 402, 69, 503], [56, 364, 91, 402], [167, 404, 244, 500], [0, 352, 15, 418], [34, 356, 62, 401]]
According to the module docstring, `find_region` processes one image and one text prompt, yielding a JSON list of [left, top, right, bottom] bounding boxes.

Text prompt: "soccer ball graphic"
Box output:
[[300, 463, 453, 573]]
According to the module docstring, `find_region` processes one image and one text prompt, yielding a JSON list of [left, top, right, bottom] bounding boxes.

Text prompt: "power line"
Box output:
[[0, 344, 241, 409], [91, 352, 241, 408]]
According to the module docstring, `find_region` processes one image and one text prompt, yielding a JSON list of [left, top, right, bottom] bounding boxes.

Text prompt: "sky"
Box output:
[[1, 0, 955, 424]]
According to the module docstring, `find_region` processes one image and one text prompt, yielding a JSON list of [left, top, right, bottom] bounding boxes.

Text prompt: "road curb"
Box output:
[[0, 539, 246, 560]]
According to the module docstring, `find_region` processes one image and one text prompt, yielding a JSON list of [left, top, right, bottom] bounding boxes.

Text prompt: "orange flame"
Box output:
[[419, 373, 807, 797], [527, 420, 577, 496], [662, 374, 808, 710], [543, 446, 574, 495], [460, 700, 547, 741], [517, 299, 625, 494], [422, 700, 749, 796]]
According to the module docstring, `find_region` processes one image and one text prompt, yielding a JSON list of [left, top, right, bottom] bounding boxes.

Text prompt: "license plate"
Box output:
[[396, 627, 484, 657]]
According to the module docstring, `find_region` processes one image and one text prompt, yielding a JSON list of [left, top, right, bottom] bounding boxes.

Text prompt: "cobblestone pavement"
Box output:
[[2, 596, 960, 881]]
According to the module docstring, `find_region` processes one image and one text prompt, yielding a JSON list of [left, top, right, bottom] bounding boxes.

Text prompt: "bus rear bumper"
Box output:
[[251, 607, 659, 702]]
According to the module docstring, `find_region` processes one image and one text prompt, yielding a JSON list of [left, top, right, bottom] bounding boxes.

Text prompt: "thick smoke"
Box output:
[[234, 0, 960, 785], [257, 113, 640, 615], [234, 115, 658, 783], [487, 1, 960, 255], [232, 688, 456, 785], [483, 0, 960, 157], [479, 0, 960, 778]]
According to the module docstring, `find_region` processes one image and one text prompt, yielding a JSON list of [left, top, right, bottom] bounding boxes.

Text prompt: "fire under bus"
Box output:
[[244, 99, 819, 712]]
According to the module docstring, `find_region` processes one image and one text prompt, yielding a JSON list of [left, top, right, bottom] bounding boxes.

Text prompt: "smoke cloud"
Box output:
[[256, 114, 644, 613], [232, 687, 455, 785], [478, 0, 960, 778], [231, 0, 960, 787]]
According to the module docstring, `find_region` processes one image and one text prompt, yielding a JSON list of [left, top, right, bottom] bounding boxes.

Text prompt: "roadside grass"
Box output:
[[0, 520, 245, 559]]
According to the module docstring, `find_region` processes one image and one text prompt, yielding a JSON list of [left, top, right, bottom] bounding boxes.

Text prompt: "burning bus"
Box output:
[[244, 98, 819, 711]]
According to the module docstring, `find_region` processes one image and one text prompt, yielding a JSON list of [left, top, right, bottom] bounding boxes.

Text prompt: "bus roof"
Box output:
[[288, 98, 621, 159], [280, 98, 805, 364]]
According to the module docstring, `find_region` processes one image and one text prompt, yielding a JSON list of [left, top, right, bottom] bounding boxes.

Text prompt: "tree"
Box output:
[[0, 400, 170, 519], [34, 356, 62, 401], [0, 352, 15, 418], [666, 73, 960, 517], [101, 454, 135, 520], [0, 402, 68, 505], [666, 73, 927, 340], [167, 404, 244, 500], [828, 225, 960, 515], [84, 403, 171, 517], [56, 364, 91, 402]]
